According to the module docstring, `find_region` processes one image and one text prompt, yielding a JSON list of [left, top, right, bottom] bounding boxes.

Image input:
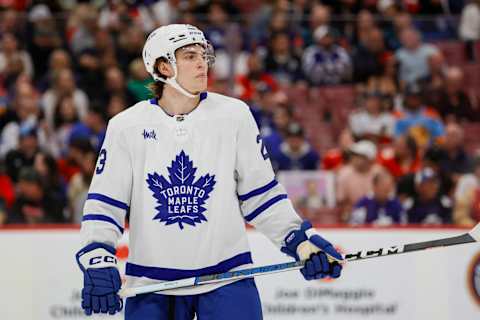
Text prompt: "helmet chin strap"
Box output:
[[154, 64, 199, 99]]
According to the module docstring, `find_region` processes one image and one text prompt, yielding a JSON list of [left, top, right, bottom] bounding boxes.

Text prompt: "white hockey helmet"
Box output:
[[142, 24, 215, 98]]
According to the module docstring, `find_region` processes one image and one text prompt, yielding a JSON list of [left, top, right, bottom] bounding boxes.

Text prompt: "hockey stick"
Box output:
[[119, 223, 480, 298]]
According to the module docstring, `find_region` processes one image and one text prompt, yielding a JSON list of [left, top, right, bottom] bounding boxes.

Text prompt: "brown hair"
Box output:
[[148, 57, 168, 99]]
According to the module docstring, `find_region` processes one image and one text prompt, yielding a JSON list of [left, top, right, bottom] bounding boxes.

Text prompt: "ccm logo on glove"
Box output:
[[89, 255, 117, 266]]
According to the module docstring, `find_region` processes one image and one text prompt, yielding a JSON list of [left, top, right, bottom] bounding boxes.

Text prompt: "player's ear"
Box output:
[[155, 58, 174, 79]]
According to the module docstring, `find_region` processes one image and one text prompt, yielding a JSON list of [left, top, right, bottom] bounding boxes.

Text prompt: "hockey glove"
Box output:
[[281, 221, 343, 280], [76, 242, 123, 315]]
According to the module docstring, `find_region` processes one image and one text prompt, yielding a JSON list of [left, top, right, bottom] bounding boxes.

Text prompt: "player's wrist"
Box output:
[[76, 242, 118, 271], [281, 221, 312, 260], [281, 221, 343, 262]]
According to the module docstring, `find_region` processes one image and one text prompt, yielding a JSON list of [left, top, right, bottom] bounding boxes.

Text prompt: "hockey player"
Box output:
[[75, 24, 343, 319]]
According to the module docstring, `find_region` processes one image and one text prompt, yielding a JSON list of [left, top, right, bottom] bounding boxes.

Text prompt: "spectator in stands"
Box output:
[[135, 0, 180, 28], [205, 2, 229, 49], [94, 28, 118, 69], [4, 125, 40, 183], [350, 171, 404, 225], [322, 129, 354, 170], [235, 52, 278, 103], [349, 90, 395, 143], [301, 3, 331, 47], [351, 9, 377, 47], [437, 123, 472, 180], [289, 0, 310, 34], [263, 9, 294, 48], [397, 145, 453, 201], [378, 134, 421, 179], [404, 167, 452, 224], [395, 27, 439, 85], [263, 31, 304, 85], [377, 0, 399, 23], [453, 156, 480, 226], [459, 0, 480, 61], [0, 83, 41, 157], [0, 33, 34, 80], [269, 122, 319, 171], [27, 4, 62, 81], [101, 66, 135, 107], [420, 51, 447, 108], [204, 2, 230, 77], [127, 58, 154, 102], [366, 54, 401, 110], [0, 8, 22, 40], [7, 167, 65, 224], [57, 138, 92, 183], [352, 28, 390, 83], [33, 151, 66, 206], [37, 49, 72, 92], [68, 3, 99, 56], [336, 140, 384, 222], [106, 94, 127, 119], [434, 67, 478, 123], [41, 68, 89, 130], [384, 11, 415, 50], [68, 143, 97, 223], [76, 47, 104, 102], [69, 105, 107, 152], [302, 25, 352, 86], [261, 103, 293, 156], [394, 82, 445, 149], [48, 94, 81, 157], [98, 1, 132, 33], [117, 25, 145, 69]]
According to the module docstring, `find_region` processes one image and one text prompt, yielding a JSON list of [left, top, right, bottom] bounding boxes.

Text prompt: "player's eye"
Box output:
[[185, 53, 196, 60]]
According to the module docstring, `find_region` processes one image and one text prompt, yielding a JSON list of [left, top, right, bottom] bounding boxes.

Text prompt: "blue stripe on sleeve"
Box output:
[[238, 179, 278, 201], [87, 193, 129, 211], [244, 194, 288, 222], [125, 252, 252, 281], [82, 214, 124, 234]]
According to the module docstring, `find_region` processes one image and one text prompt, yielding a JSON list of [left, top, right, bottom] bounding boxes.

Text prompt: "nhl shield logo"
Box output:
[[146, 150, 216, 229]]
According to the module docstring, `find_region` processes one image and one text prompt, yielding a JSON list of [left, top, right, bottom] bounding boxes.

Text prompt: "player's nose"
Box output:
[[196, 57, 207, 69]]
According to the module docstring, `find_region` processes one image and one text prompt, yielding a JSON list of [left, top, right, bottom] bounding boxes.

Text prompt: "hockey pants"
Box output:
[[125, 278, 263, 320]]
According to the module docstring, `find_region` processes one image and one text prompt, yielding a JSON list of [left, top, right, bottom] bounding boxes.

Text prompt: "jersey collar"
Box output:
[[149, 92, 208, 124]]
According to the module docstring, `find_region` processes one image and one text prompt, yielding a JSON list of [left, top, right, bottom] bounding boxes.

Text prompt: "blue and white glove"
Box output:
[[76, 242, 123, 315], [281, 221, 343, 280]]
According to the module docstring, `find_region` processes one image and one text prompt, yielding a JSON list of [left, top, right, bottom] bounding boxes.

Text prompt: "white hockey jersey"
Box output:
[[80, 92, 302, 295]]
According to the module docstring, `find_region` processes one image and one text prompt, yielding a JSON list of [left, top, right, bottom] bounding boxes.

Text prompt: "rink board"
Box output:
[[0, 227, 479, 319]]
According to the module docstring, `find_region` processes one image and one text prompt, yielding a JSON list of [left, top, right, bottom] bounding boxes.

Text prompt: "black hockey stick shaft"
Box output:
[[344, 232, 477, 262]]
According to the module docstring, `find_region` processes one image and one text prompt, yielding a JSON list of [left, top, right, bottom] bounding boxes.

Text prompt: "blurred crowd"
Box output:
[[0, 0, 479, 228]]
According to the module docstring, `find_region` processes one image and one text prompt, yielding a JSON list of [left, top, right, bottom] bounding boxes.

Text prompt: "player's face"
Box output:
[[176, 44, 209, 94]]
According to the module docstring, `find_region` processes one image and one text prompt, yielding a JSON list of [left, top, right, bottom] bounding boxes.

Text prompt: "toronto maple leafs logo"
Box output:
[[146, 151, 216, 229]]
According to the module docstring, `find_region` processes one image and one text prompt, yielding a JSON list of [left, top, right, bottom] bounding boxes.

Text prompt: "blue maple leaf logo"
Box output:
[[146, 150, 216, 229]]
